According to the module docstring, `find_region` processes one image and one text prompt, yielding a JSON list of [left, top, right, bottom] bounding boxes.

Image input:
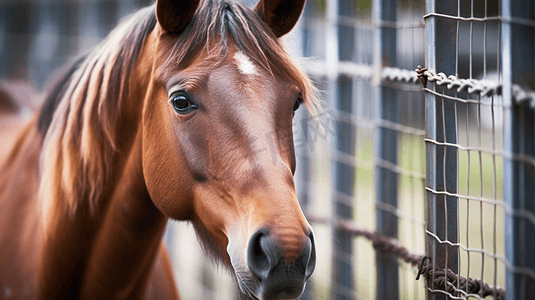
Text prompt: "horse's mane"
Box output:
[[38, 6, 157, 221], [38, 1, 317, 222]]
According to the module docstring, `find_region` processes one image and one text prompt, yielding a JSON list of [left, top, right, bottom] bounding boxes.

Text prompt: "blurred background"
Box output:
[[0, 0, 153, 87], [1, 0, 534, 299]]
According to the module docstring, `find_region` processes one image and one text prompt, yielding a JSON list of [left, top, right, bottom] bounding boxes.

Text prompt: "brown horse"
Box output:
[[0, 0, 317, 299]]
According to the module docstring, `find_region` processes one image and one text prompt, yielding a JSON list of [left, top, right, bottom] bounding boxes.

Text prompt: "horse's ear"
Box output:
[[156, 0, 201, 34], [254, 0, 306, 38]]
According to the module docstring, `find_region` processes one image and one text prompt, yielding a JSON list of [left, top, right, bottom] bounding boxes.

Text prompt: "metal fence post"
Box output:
[[424, 0, 459, 299], [329, 0, 356, 298], [501, 0, 535, 299], [372, 0, 399, 298], [332, 74, 355, 300]]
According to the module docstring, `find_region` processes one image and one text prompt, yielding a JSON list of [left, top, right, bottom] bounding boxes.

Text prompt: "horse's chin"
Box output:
[[236, 275, 260, 300], [234, 267, 307, 300]]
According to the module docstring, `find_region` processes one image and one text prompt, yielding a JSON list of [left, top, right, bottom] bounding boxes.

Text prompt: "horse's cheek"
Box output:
[[142, 129, 194, 220]]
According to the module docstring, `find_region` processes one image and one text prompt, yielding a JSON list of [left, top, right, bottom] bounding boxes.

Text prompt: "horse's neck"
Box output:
[[79, 130, 169, 299], [37, 127, 169, 300]]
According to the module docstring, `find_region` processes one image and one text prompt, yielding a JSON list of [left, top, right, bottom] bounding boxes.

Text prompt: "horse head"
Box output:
[[139, 0, 316, 298]]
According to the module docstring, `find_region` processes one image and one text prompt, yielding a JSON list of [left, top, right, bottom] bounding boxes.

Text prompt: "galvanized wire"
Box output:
[[416, 66, 535, 108]]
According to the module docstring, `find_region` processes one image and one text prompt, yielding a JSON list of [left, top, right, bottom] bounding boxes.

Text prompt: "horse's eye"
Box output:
[[170, 93, 197, 114], [293, 100, 300, 112]]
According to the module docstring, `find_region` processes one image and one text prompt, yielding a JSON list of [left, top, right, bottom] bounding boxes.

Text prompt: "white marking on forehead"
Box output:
[[234, 52, 257, 76]]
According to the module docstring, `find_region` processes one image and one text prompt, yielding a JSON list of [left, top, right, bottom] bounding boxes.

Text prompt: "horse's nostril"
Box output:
[[304, 232, 316, 278], [246, 229, 316, 299], [293, 232, 316, 279], [247, 229, 279, 280]]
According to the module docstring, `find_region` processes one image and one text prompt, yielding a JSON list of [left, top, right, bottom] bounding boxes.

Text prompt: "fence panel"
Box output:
[[294, 0, 427, 299], [420, 0, 535, 299]]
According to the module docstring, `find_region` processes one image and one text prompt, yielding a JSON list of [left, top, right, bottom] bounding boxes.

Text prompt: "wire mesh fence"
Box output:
[[422, 0, 535, 299], [0, 0, 534, 299], [292, 0, 534, 299], [291, 0, 428, 298]]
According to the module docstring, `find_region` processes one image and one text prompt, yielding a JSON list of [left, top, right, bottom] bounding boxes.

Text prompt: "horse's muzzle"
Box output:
[[246, 229, 316, 299]]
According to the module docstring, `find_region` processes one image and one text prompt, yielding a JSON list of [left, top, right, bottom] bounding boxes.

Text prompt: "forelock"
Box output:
[[156, 0, 317, 109]]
